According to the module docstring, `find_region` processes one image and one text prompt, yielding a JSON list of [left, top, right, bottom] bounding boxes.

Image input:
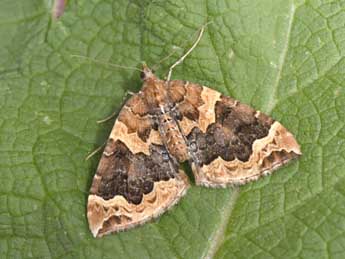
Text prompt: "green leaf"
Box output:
[[0, 0, 344, 258]]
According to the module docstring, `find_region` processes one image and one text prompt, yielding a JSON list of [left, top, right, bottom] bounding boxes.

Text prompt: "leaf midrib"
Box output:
[[202, 189, 240, 259]]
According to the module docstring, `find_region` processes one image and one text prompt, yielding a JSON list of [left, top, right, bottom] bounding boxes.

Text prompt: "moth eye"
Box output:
[[140, 71, 146, 80]]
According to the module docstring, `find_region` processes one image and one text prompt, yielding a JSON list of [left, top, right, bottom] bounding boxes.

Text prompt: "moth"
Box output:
[[87, 26, 301, 238]]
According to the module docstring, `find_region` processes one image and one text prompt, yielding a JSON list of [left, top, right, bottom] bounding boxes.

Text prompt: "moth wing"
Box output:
[[168, 81, 301, 187], [87, 94, 189, 237]]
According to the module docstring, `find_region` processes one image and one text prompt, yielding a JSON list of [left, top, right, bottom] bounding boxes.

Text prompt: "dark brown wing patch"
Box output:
[[187, 98, 272, 165]]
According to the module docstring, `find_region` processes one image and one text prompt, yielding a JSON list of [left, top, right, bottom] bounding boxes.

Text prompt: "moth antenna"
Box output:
[[151, 47, 180, 72], [152, 21, 213, 73], [166, 21, 212, 81], [70, 55, 142, 72]]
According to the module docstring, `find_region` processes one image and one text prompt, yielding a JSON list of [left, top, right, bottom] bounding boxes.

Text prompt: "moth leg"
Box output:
[[85, 142, 106, 161]]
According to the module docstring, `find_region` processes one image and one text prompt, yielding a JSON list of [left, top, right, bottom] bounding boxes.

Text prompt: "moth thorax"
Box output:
[[159, 114, 189, 162]]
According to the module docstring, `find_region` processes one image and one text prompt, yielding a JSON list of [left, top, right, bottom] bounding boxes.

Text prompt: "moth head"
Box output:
[[140, 63, 156, 81]]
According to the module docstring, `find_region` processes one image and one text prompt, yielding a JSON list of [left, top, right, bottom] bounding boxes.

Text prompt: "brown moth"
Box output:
[[87, 26, 301, 238]]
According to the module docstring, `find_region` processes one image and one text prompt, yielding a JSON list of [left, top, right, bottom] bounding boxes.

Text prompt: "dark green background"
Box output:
[[0, 0, 344, 258]]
